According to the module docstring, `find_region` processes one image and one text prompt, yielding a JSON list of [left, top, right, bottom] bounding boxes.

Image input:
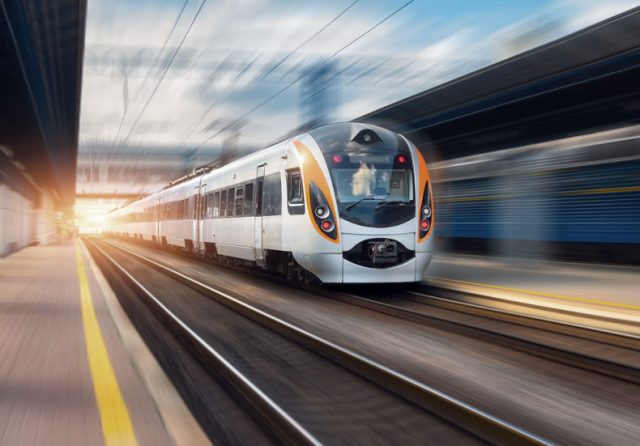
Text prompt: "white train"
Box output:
[[106, 123, 434, 283]]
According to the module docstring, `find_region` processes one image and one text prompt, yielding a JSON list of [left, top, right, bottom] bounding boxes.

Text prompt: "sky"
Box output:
[[78, 0, 640, 181]]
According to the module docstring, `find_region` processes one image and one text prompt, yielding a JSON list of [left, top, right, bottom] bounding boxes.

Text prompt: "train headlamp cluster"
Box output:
[[419, 181, 432, 239], [315, 205, 335, 232], [309, 181, 338, 240]]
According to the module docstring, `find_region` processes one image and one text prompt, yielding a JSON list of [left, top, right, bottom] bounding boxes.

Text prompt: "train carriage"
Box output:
[[107, 123, 434, 283]]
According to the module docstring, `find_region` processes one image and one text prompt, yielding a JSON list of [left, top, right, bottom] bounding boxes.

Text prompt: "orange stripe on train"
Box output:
[[293, 139, 340, 244], [416, 149, 434, 243]]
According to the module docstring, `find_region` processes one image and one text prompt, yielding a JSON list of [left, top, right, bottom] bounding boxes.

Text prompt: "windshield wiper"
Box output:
[[344, 197, 378, 212], [375, 200, 407, 211]]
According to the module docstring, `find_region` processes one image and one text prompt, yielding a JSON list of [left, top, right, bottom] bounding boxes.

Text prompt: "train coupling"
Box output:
[[367, 239, 398, 265]]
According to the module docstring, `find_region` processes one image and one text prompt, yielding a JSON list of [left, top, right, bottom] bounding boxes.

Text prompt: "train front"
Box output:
[[293, 123, 434, 284]]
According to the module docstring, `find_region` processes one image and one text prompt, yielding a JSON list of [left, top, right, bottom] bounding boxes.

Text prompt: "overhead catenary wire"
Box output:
[[115, 0, 208, 153], [260, 0, 360, 80], [109, 0, 191, 160], [193, 0, 415, 150], [177, 0, 361, 151], [132, 0, 191, 103]]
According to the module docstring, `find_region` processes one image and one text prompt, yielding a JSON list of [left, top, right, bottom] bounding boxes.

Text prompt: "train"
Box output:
[[106, 123, 435, 283]]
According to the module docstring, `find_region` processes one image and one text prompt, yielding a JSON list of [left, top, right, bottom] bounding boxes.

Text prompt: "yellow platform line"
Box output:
[[435, 277, 640, 311], [76, 242, 138, 446]]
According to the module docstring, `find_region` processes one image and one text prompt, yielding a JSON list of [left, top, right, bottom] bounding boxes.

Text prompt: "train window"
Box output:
[[263, 173, 282, 216], [287, 169, 304, 215], [206, 192, 212, 218], [288, 171, 303, 203], [213, 191, 220, 217], [190, 196, 197, 219], [220, 190, 227, 217], [201, 194, 207, 218], [244, 183, 254, 215], [227, 187, 235, 216], [256, 179, 264, 216], [235, 186, 244, 216]]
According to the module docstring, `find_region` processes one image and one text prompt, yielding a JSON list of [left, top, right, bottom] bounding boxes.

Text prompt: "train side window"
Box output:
[[256, 179, 264, 216], [287, 169, 304, 215], [235, 186, 244, 216], [201, 193, 207, 218], [244, 183, 254, 215], [227, 187, 235, 216], [263, 173, 282, 216], [202, 193, 209, 218], [213, 191, 220, 217], [220, 190, 227, 217], [190, 196, 196, 219]]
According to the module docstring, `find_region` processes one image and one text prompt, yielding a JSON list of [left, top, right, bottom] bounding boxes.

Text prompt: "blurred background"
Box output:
[[4, 0, 640, 263]]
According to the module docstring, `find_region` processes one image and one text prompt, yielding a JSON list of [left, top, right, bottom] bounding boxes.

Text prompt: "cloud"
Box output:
[[79, 0, 640, 193]]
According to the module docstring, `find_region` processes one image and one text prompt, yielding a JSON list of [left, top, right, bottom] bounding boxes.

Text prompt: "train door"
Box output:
[[254, 164, 266, 264]]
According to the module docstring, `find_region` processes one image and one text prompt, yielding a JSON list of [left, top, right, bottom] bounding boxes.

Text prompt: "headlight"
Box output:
[[315, 205, 329, 218]]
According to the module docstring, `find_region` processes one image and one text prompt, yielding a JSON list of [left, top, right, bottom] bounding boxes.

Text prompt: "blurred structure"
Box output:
[[0, 0, 85, 254], [76, 142, 222, 198], [300, 61, 339, 128], [431, 126, 640, 264]]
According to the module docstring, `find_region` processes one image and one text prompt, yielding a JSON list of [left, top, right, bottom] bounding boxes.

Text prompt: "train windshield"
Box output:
[[332, 165, 412, 203], [310, 123, 417, 227], [327, 153, 415, 227]]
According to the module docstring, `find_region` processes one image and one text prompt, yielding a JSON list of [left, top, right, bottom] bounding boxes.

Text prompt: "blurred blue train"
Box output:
[[430, 126, 640, 264]]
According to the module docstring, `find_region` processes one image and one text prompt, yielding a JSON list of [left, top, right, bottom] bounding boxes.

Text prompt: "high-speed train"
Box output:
[[106, 123, 434, 283]]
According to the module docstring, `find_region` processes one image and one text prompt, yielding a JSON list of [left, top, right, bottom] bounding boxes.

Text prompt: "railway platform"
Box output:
[[426, 253, 640, 322], [0, 240, 206, 446]]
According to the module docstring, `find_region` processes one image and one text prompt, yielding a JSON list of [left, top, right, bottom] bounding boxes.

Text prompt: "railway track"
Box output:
[[321, 287, 640, 385], [86, 237, 551, 446], [162, 240, 640, 384]]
